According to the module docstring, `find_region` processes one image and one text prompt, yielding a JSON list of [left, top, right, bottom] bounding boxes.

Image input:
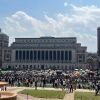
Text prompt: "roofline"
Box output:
[[15, 37, 76, 39]]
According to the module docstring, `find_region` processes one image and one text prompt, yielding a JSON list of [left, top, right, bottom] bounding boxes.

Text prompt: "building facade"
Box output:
[[0, 29, 9, 68], [0, 31, 88, 70], [97, 27, 100, 69]]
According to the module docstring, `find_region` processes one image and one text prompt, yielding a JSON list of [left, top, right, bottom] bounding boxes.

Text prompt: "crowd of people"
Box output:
[[0, 69, 100, 94]]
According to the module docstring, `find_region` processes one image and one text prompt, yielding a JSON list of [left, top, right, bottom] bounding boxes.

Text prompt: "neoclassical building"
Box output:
[[0, 30, 88, 70]]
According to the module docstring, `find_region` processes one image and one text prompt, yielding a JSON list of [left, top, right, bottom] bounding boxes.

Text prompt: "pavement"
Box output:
[[6, 87, 95, 100], [63, 92, 74, 100], [75, 89, 95, 92]]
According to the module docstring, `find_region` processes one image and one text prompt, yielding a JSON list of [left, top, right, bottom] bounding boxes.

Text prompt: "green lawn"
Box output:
[[74, 92, 100, 100], [19, 89, 66, 99]]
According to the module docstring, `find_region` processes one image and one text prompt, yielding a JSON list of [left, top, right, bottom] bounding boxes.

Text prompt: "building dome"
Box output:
[[0, 33, 8, 37], [0, 28, 9, 38]]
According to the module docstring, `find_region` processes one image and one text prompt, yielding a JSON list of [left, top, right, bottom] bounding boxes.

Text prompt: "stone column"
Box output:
[[72, 50, 76, 63], [29, 50, 30, 61], [52, 50, 53, 62], [11, 49, 16, 62], [67, 50, 69, 62], [63, 50, 65, 62]]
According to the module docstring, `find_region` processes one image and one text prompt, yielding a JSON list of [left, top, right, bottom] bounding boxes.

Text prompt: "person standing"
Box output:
[[35, 78, 37, 90], [69, 83, 73, 93]]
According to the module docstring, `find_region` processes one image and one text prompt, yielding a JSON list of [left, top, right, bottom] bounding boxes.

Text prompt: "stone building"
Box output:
[[0, 30, 87, 70], [0, 29, 9, 68]]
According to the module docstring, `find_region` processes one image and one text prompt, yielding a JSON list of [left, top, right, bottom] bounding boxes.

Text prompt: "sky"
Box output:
[[0, 0, 100, 52]]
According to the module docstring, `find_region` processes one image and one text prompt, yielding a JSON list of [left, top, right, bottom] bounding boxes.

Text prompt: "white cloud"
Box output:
[[64, 2, 68, 7], [1, 5, 100, 52]]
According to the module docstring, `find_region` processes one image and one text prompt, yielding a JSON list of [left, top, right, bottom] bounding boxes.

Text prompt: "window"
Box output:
[[79, 60, 82, 63], [30, 51, 33, 60], [65, 51, 68, 60], [57, 51, 60, 60], [45, 51, 48, 60], [49, 51, 52, 60], [19, 50, 22, 60], [38, 51, 40, 60], [34, 51, 37, 60], [23, 50, 25, 60], [15, 50, 18, 60], [69, 51, 72, 61], [41, 51, 44, 60], [26, 50, 29, 60], [61, 51, 64, 60], [53, 51, 56, 60], [79, 55, 82, 58]]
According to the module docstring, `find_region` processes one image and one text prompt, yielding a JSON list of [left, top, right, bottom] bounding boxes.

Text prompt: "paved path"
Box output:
[[63, 92, 74, 100], [7, 87, 62, 92], [75, 89, 95, 92]]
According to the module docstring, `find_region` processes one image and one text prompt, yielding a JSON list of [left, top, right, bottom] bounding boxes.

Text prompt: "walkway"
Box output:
[[63, 92, 74, 100], [75, 89, 95, 92]]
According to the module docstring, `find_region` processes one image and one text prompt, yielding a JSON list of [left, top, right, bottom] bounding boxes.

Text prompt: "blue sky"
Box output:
[[0, 0, 100, 18], [0, 0, 100, 52]]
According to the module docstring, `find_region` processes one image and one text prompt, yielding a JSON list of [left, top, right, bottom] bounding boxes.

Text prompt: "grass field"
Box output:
[[74, 92, 100, 100], [19, 89, 66, 99]]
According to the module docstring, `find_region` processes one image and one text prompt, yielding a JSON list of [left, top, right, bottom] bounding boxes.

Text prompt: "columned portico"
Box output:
[[14, 50, 73, 63], [2, 36, 87, 70]]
